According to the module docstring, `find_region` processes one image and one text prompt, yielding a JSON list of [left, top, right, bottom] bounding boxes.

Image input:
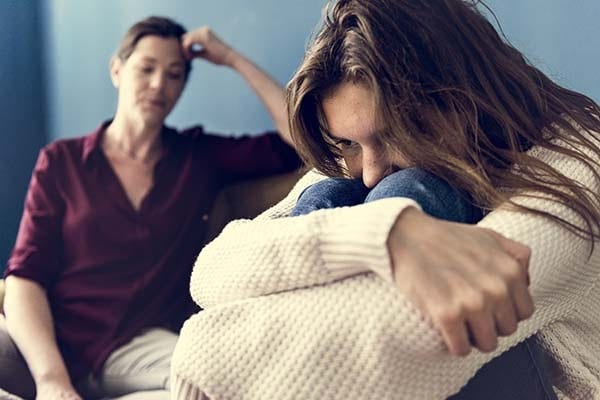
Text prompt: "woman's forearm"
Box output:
[[229, 51, 293, 146], [191, 171, 418, 308], [4, 276, 74, 389]]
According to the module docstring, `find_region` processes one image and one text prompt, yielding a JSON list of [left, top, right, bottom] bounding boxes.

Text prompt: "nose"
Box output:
[[361, 147, 389, 189], [149, 71, 166, 91]]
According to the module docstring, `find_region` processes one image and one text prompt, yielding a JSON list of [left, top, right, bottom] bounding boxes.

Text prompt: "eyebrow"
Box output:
[[325, 129, 380, 142]]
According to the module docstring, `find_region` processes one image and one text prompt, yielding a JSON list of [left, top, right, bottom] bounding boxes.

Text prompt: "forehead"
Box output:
[[129, 35, 185, 66], [321, 82, 378, 140]]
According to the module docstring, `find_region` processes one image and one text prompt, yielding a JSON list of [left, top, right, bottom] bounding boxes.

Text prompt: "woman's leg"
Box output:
[[449, 337, 557, 400], [364, 168, 483, 223], [292, 169, 482, 222], [77, 328, 177, 400], [290, 177, 369, 217], [0, 316, 36, 400]]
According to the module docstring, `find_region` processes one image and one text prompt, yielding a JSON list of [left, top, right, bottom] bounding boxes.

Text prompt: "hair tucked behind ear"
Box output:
[[287, 0, 600, 242], [116, 16, 192, 80]]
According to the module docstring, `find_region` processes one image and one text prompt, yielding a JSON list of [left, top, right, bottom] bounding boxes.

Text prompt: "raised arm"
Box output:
[[181, 27, 293, 146]]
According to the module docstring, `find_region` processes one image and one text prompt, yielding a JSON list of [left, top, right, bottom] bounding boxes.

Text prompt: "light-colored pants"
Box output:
[[0, 318, 177, 400]]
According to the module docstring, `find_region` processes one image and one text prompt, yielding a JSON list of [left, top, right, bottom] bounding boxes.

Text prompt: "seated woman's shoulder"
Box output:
[[175, 125, 205, 141]]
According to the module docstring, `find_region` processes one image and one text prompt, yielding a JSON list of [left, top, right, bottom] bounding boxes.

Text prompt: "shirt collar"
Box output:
[[82, 120, 178, 165], [82, 120, 110, 164]]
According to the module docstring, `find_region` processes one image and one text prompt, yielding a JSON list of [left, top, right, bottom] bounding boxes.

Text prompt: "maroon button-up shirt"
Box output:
[[5, 121, 300, 380]]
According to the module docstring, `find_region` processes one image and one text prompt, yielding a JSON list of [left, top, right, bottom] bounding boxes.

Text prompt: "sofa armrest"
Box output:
[[204, 169, 305, 243]]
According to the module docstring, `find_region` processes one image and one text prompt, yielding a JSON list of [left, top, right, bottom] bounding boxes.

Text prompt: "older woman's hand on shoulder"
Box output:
[[387, 207, 534, 357]]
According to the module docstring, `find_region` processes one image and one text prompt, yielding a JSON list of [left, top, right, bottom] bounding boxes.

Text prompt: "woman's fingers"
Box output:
[[388, 210, 534, 356], [436, 312, 472, 356], [487, 228, 532, 284], [493, 297, 519, 336], [467, 312, 498, 353], [512, 279, 535, 320], [180, 27, 233, 65]]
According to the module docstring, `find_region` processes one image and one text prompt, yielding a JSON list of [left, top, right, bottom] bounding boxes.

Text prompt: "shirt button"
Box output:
[[202, 213, 209, 222]]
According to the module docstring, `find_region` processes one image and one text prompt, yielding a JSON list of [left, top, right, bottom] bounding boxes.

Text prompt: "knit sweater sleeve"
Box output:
[[476, 136, 600, 335], [192, 135, 600, 311], [190, 170, 421, 309], [176, 137, 600, 400]]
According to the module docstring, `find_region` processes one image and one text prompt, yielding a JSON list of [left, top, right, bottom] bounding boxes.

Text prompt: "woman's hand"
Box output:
[[387, 207, 534, 356], [36, 380, 82, 400], [181, 27, 236, 66]]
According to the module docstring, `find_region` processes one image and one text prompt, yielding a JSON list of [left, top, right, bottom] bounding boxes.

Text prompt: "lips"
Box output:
[[142, 98, 166, 109]]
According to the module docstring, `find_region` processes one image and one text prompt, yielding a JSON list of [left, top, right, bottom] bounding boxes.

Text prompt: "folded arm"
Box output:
[[192, 140, 600, 337], [192, 171, 420, 308]]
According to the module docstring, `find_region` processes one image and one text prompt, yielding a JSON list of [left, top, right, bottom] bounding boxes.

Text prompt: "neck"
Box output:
[[103, 114, 163, 163]]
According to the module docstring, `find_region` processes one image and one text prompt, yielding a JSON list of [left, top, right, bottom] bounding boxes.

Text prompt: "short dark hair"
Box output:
[[116, 16, 191, 79]]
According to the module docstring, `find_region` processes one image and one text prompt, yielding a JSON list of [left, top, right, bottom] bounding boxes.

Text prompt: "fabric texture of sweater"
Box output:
[[171, 135, 600, 400]]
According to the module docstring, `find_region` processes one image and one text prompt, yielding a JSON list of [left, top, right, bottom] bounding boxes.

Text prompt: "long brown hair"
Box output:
[[288, 0, 600, 242]]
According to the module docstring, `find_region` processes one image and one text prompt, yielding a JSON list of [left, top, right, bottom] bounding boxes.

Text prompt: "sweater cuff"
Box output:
[[319, 198, 421, 282]]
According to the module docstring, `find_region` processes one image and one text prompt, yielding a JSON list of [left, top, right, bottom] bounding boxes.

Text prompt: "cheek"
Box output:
[[166, 83, 184, 101], [124, 79, 145, 99], [121, 82, 139, 103]]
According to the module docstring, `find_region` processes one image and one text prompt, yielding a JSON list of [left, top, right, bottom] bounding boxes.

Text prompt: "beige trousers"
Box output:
[[0, 318, 176, 400]]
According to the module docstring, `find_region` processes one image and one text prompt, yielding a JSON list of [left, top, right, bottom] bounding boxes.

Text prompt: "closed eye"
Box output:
[[167, 71, 184, 80], [334, 138, 358, 148], [138, 65, 154, 74]]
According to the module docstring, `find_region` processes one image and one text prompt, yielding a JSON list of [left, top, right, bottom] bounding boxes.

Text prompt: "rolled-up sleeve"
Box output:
[[5, 148, 64, 288]]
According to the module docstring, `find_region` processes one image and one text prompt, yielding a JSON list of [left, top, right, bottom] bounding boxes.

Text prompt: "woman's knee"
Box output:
[[365, 168, 481, 223], [291, 177, 368, 216]]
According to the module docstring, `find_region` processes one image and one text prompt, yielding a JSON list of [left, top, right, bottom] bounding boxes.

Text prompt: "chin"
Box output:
[[138, 111, 166, 128]]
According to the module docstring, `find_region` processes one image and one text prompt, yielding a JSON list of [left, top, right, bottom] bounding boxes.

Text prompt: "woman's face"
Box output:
[[111, 35, 186, 129], [322, 82, 409, 188]]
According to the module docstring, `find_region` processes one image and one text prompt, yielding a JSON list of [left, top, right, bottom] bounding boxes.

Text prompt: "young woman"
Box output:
[[1, 16, 299, 400], [171, 0, 600, 399]]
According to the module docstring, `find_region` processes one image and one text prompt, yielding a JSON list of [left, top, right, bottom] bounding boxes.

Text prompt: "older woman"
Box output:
[[1, 16, 299, 400], [171, 0, 600, 399]]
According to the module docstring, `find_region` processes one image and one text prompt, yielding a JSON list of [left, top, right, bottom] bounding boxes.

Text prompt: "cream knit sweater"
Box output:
[[171, 138, 600, 400]]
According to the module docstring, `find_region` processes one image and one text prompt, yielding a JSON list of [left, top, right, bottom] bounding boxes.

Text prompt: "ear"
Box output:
[[109, 56, 122, 88]]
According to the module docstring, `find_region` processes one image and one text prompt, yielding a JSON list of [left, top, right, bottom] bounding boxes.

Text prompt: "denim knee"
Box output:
[[449, 336, 557, 400], [365, 168, 482, 223], [291, 178, 369, 217]]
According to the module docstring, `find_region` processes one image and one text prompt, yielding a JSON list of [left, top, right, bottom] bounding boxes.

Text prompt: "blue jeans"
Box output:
[[292, 168, 556, 400]]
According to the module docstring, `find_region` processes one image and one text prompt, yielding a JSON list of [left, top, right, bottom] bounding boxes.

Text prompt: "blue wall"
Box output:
[[41, 1, 600, 142], [0, 1, 47, 269], [2, 0, 600, 268], [42, 0, 327, 140], [485, 0, 600, 103]]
